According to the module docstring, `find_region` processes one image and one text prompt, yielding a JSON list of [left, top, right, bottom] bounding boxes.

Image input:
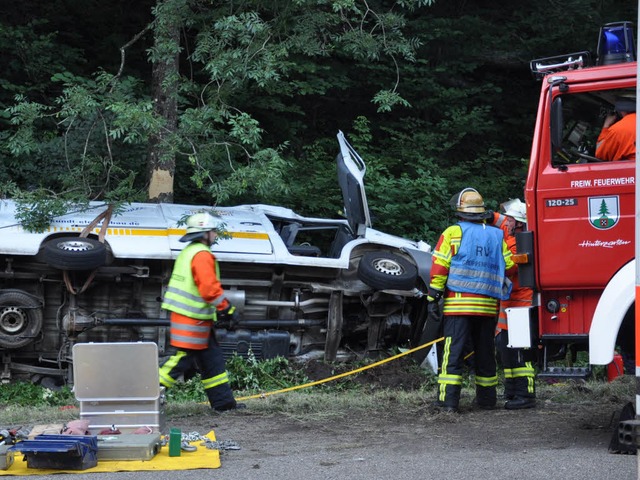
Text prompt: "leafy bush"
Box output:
[[0, 382, 75, 407], [227, 353, 309, 392], [164, 353, 311, 403]]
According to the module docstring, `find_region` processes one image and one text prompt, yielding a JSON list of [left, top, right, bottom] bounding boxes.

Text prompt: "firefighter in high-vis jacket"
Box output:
[[159, 212, 244, 412], [429, 188, 516, 413], [492, 199, 536, 410]]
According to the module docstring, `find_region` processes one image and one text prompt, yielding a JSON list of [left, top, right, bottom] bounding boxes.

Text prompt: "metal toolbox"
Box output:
[[0, 445, 14, 470], [11, 435, 98, 470], [97, 434, 162, 461], [73, 342, 165, 434]]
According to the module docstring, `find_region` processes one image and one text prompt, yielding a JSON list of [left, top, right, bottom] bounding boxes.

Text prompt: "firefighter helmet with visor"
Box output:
[[501, 198, 527, 224], [179, 212, 223, 242], [450, 187, 486, 213]]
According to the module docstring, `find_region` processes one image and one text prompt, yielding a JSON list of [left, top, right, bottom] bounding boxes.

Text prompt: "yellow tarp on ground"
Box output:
[[0, 431, 220, 476]]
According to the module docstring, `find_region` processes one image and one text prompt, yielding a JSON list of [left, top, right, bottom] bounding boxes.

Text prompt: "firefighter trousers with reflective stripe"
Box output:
[[437, 314, 498, 409], [159, 333, 235, 409], [496, 330, 536, 399]]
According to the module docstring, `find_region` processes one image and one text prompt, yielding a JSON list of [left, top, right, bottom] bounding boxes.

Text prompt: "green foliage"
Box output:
[[373, 90, 412, 113], [0, 382, 75, 407], [0, 0, 637, 242], [11, 193, 87, 233], [227, 353, 309, 392], [0, 19, 85, 110], [164, 353, 310, 403], [164, 375, 207, 403], [3, 69, 153, 210], [1, 0, 430, 210]]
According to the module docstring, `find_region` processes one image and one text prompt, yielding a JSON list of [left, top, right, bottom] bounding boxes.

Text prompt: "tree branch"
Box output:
[[110, 23, 154, 91]]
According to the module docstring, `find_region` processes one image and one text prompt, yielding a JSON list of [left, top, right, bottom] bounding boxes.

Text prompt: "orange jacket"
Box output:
[[491, 213, 533, 330], [492, 212, 509, 240], [596, 113, 636, 161]]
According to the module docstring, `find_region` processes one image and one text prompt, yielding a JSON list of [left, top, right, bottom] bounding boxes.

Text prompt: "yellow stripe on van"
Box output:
[[46, 226, 270, 240], [231, 232, 270, 240]]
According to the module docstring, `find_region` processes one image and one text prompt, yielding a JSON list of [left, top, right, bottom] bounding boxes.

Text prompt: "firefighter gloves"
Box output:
[[217, 304, 236, 323]]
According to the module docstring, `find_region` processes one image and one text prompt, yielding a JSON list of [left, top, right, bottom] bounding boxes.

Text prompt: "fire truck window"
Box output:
[[551, 93, 603, 166], [551, 89, 635, 166]]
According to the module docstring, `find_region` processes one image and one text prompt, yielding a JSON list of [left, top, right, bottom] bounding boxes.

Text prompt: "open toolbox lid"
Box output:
[[73, 342, 160, 402]]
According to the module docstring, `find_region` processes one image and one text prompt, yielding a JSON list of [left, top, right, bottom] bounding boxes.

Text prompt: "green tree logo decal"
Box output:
[[589, 196, 619, 230]]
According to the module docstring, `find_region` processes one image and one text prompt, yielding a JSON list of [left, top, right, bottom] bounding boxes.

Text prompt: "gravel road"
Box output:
[[14, 398, 638, 480]]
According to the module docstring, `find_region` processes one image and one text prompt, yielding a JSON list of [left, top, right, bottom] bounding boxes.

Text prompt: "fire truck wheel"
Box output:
[[42, 237, 107, 271], [0, 289, 43, 349], [357, 251, 417, 291]]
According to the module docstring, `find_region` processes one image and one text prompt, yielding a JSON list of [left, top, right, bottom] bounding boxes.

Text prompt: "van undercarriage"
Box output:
[[0, 252, 426, 385]]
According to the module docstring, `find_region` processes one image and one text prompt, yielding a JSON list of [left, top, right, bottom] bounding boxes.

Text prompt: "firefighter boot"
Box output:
[[475, 385, 497, 410], [434, 384, 461, 413], [214, 400, 247, 412], [505, 395, 536, 410], [503, 377, 516, 401], [205, 385, 245, 412]]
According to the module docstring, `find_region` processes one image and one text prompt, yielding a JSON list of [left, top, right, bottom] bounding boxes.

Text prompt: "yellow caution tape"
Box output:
[[235, 337, 444, 402]]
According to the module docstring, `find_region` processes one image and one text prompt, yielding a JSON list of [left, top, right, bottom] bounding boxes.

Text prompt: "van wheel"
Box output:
[[42, 237, 107, 271], [0, 289, 43, 349], [357, 251, 417, 290]]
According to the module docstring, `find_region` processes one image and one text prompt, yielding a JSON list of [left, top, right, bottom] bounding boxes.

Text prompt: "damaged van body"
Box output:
[[0, 132, 432, 384]]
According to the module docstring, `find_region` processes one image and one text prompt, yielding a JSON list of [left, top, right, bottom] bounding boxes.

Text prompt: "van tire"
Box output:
[[42, 237, 107, 271], [357, 251, 417, 290], [0, 289, 43, 349]]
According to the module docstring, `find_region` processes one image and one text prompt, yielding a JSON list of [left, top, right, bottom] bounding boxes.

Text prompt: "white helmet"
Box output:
[[179, 212, 223, 242], [501, 199, 526, 223]]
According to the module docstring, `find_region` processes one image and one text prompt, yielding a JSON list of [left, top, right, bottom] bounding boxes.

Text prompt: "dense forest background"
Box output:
[[0, 0, 636, 244]]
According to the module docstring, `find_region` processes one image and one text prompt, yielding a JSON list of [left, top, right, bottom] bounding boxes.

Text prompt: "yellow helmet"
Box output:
[[451, 187, 486, 214]]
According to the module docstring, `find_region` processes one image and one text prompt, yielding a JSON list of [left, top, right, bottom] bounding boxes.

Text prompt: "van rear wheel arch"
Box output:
[[0, 289, 43, 349]]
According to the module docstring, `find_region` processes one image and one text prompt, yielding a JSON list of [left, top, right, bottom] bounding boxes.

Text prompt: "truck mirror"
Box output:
[[550, 97, 563, 151]]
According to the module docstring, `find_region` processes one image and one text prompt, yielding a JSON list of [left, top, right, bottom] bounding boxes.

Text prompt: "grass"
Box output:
[[0, 356, 635, 427]]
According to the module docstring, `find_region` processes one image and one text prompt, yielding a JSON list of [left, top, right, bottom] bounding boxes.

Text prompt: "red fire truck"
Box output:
[[512, 22, 636, 378]]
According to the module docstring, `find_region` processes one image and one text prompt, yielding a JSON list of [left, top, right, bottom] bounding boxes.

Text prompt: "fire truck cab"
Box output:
[[514, 22, 637, 377]]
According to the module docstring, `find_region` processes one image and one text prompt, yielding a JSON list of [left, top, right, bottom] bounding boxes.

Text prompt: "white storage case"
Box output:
[[72, 342, 165, 434]]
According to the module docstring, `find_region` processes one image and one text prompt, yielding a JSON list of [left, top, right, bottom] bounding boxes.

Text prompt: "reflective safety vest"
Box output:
[[162, 242, 216, 349], [447, 222, 508, 300]]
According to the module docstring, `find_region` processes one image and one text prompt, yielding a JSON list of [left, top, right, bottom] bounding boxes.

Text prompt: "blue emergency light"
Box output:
[[596, 21, 636, 65]]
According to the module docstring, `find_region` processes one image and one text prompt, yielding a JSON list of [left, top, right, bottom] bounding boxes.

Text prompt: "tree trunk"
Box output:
[[147, 1, 180, 203]]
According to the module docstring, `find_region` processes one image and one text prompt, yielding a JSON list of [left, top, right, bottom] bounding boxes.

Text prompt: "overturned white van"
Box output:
[[0, 132, 432, 384]]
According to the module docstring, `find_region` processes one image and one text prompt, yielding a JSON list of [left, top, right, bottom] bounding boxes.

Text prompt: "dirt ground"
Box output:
[[166, 359, 638, 480]]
